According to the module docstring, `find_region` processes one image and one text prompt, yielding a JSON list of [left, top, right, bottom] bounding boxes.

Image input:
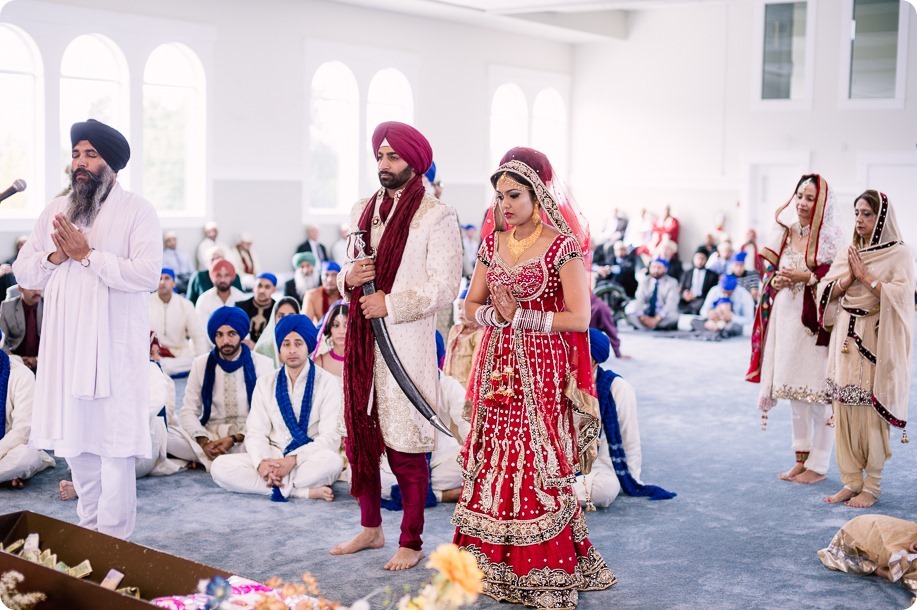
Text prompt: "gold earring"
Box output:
[[532, 202, 542, 224]]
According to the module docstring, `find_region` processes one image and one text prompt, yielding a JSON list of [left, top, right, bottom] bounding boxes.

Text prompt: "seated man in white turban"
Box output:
[[211, 314, 344, 501], [0, 328, 54, 489], [380, 332, 466, 508], [168, 307, 274, 471], [574, 329, 675, 509]]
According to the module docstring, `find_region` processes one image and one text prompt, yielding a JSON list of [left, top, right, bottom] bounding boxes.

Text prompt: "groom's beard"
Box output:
[[67, 165, 116, 227]]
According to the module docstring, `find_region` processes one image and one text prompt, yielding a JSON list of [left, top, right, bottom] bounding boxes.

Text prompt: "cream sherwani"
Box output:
[[574, 375, 642, 508], [211, 363, 344, 498], [169, 350, 274, 470], [195, 287, 248, 341], [149, 293, 209, 376], [380, 373, 468, 500], [0, 360, 55, 483], [338, 192, 463, 453], [12, 183, 162, 458]]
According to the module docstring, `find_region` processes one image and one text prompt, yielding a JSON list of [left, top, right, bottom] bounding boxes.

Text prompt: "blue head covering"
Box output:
[[257, 272, 278, 287], [435, 330, 445, 370], [321, 261, 341, 274], [730, 251, 747, 264], [161, 268, 175, 280], [275, 314, 318, 354], [720, 274, 738, 291], [589, 328, 611, 365], [424, 161, 437, 183], [292, 252, 316, 269], [207, 307, 250, 343], [458, 288, 468, 299], [652, 257, 670, 269], [0, 327, 8, 439]]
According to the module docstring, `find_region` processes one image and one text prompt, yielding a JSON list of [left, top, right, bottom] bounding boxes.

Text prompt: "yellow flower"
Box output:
[[426, 544, 484, 601]]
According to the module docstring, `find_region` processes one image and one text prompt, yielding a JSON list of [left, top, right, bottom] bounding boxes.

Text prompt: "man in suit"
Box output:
[[295, 225, 328, 264], [678, 249, 719, 315], [594, 241, 640, 297], [0, 288, 43, 372]]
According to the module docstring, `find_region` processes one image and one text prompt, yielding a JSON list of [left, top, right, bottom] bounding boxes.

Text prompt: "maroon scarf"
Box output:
[[343, 174, 426, 498]]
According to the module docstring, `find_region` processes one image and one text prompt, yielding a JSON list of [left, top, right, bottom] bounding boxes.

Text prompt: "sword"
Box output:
[[347, 230, 452, 437]]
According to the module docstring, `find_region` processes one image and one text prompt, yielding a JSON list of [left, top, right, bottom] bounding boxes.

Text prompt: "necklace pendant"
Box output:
[[372, 216, 381, 227]]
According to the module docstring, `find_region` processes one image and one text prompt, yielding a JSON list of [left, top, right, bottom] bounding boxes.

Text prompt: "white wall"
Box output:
[[0, 0, 573, 275], [570, 1, 917, 256]]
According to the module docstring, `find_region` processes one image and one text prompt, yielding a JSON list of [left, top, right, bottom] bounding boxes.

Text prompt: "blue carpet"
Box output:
[[3, 320, 916, 609]]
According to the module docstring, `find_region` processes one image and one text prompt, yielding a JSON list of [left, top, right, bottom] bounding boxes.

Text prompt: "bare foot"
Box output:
[[845, 492, 878, 508], [793, 470, 826, 484], [823, 488, 856, 504], [384, 547, 424, 571], [778, 462, 805, 481], [59, 480, 78, 501], [307, 486, 334, 502], [330, 527, 384, 555], [617, 354, 633, 360], [1, 478, 25, 490]]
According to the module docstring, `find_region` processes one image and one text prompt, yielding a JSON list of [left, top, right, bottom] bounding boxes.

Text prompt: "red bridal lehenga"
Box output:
[[452, 231, 616, 610]]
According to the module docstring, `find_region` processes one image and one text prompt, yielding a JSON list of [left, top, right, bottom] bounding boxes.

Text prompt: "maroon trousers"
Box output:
[[357, 447, 428, 551]]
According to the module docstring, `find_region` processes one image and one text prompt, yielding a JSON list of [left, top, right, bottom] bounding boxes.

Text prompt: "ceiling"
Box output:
[[328, 0, 727, 42]]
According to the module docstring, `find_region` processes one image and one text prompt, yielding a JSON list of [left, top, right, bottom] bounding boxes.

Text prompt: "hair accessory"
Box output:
[[496, 172, 529, 193]]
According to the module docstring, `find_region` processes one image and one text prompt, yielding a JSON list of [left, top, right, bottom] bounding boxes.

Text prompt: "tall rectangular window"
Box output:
[[762, 2, 808, 100], [849, 0, 900, 99]]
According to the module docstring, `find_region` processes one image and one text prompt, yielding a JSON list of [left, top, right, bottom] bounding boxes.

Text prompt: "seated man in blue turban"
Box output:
[[692, 274, 755, 338], [624, 258, 680, 331], [211, 314, 344, 501], [575, 329, 675, 509], [302, 261, 342, 324], [168, 307, 274, 471]]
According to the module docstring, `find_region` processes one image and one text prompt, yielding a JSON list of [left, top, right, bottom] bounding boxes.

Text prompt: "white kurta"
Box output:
[[0, 360, 55, 482], [575, 375, 642, 508], [195, 287, 248, 340], [149, 293, 209, 376], [136, 362, 183, 478], [338, 192, 463, 453], [12, 183, 162, 458], [211, 363, 344, 497], [171, 350, 274, 469]]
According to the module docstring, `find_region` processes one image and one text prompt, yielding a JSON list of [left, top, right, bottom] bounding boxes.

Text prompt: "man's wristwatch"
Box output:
[[80, 249, 94, 268]]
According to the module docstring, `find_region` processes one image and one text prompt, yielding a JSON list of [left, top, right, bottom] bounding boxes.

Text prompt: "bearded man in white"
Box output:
[[211, 314, 343, 501], [13, 119, 162, 538]]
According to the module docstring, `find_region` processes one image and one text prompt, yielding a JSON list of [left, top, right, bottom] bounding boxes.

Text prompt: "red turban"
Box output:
[[371, 121, 433, 175], [209, 258, 236, 282]]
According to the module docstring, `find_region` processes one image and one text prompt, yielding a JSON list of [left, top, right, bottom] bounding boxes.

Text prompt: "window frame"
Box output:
[[837, 0, 910, 109], [751, 0, 818, 110]]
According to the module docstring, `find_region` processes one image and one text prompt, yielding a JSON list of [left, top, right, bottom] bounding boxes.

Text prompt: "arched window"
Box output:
[[60, 34, 129, 185], [0, 24, 41, 213], [531, 88, 568, 177], [490, 83, 528, 168], [366, 68, 413, 180], [309, 61, 359, 211], [143, 43, 206, 214]]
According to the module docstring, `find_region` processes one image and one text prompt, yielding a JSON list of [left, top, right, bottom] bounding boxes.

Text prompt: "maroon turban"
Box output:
[[371, 121, 433, 175]]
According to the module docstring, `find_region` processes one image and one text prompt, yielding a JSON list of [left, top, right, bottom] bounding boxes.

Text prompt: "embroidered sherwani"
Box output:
[[338, 191, 463, 453]]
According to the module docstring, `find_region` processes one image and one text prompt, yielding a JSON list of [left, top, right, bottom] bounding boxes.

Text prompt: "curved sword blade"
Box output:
[[363, 280, 453, 438]]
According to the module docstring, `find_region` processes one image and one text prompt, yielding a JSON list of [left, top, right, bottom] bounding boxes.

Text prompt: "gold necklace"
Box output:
[[507, 223, 543, 262]]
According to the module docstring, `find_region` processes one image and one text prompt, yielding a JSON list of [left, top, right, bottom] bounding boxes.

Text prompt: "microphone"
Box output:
[[0, 179, 27, 204]]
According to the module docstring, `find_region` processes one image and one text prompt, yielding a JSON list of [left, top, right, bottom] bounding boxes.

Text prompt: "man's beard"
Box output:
[[378, 166, 413, 189], [218, 341, 241, 359], [67, 166, 116, 227]]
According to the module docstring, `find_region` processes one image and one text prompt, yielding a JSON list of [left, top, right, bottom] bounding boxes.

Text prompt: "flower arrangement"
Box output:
[[189, 543, 483, 610], [0, 571, 47, 610]]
